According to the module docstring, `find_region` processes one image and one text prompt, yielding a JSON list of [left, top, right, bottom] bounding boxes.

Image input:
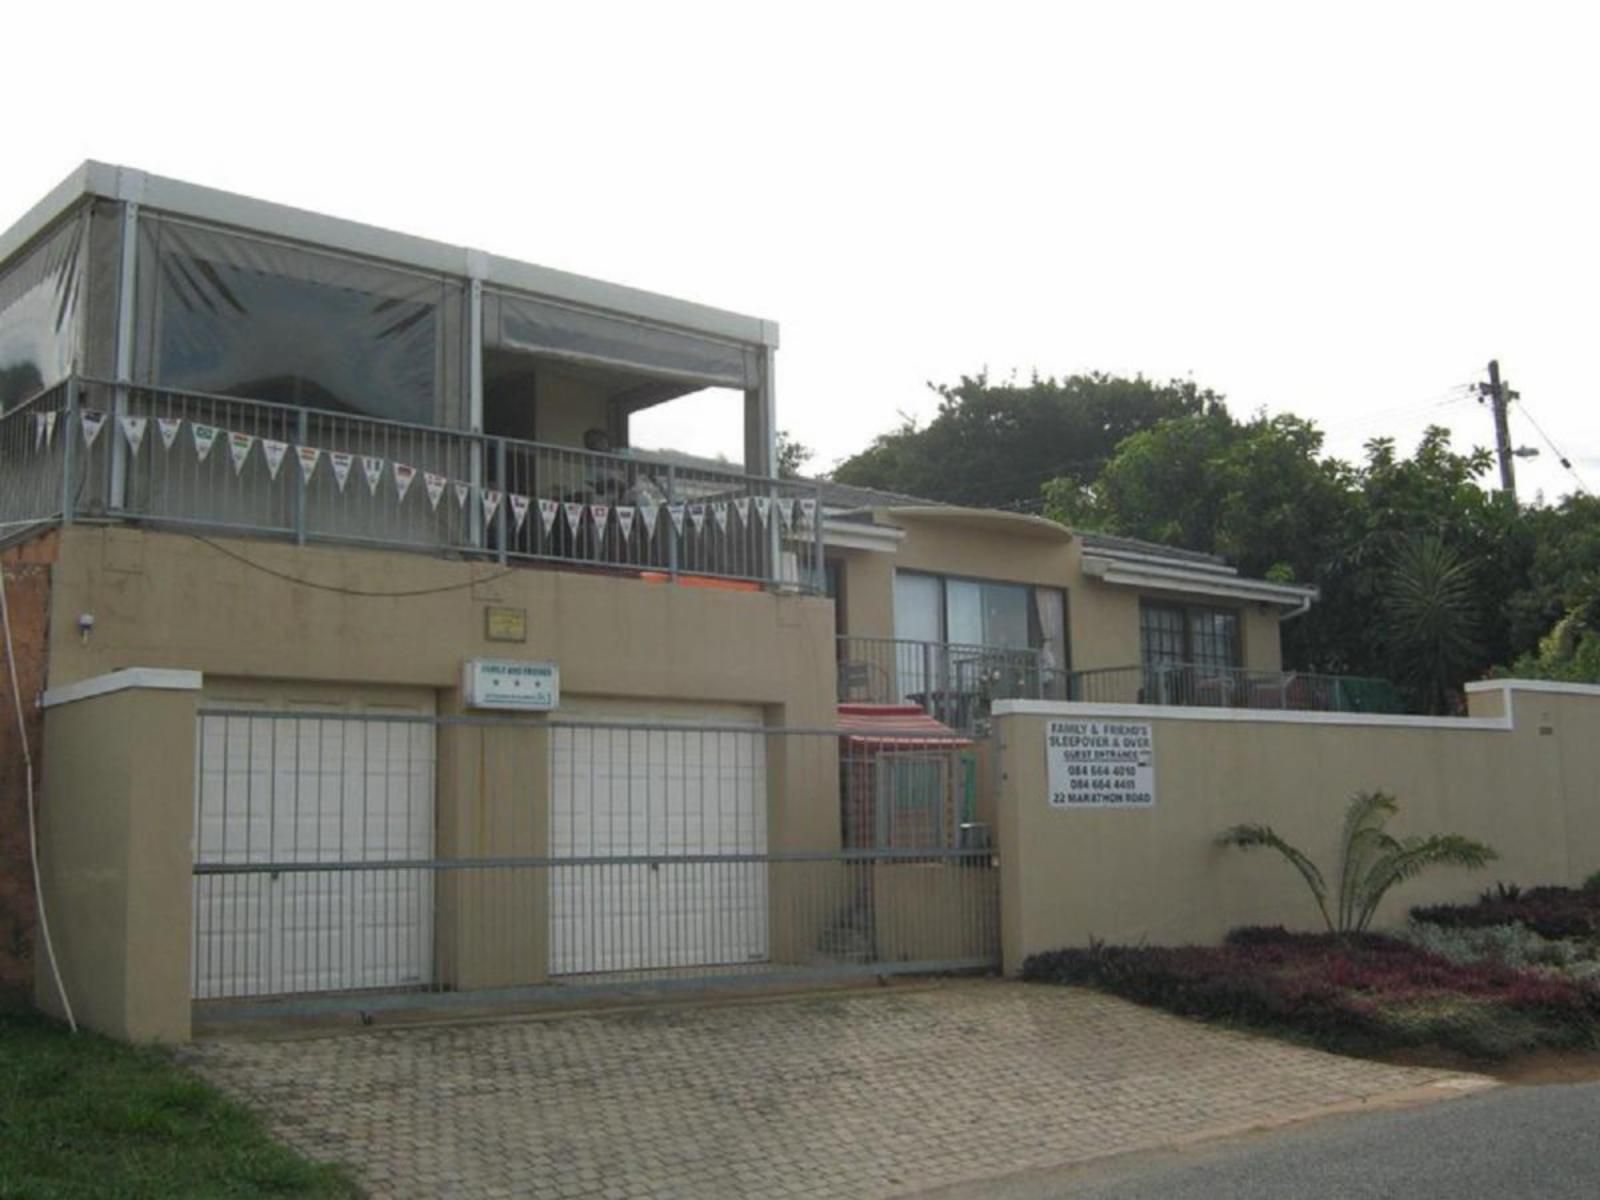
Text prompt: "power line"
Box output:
[[1515, 400, 1591, 496], [184, 533, 521, 597]]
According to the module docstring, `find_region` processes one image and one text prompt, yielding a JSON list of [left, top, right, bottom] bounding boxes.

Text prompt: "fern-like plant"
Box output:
[[1218, 791, 1497, 935]]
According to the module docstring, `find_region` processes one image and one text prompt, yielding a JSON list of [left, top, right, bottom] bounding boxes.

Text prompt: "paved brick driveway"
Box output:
[[182, 982, 1479, 1198]]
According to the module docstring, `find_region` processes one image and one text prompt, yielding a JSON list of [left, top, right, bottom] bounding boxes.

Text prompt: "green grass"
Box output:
[[0, 1015, 359, 1199]]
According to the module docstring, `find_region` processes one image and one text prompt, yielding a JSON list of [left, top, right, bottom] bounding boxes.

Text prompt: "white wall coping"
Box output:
[[990, 698, 1512, 732], [1465, 678, 1600, 698], [42, 668, 203, 710]]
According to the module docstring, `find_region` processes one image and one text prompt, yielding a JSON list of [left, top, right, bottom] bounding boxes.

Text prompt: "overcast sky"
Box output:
[[6, 1, 1595, 502]]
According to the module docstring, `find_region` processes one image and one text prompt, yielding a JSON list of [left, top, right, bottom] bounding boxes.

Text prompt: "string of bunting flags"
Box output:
[[35, 407, 821, 539]]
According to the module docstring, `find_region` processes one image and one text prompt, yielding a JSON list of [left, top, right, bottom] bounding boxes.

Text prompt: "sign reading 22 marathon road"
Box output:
[[1046, 719, 1156, 808]]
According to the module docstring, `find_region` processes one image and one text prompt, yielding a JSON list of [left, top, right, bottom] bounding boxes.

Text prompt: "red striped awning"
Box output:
[[836, 704, 972, 748]]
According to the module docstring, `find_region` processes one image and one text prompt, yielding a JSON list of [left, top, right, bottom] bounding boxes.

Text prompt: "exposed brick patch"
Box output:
[[0, 531, 57, 1009]]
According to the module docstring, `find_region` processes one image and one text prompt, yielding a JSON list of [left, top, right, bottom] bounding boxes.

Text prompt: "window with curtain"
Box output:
[[893, 570, 1067, 657]]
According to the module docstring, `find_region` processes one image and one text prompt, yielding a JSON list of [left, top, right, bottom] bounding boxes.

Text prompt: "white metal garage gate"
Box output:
[[191, 704, 999, 1013]]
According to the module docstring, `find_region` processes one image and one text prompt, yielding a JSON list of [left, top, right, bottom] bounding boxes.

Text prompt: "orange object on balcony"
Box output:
[[637, 571, 762, 592]]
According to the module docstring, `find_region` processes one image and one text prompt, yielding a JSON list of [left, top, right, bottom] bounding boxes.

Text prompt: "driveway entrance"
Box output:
[[182, 981, 1480, 1199]]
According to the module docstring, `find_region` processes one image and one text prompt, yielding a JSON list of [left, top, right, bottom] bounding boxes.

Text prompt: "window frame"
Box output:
[[1139, 599, 1243, 671], [892, 568, 1068, 665]]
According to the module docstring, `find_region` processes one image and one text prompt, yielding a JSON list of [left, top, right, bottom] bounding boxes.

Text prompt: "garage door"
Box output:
[[192, 681, 435, 1000], [550, 701, 768, 975]]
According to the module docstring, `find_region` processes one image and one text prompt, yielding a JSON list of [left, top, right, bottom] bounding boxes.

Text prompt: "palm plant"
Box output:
[[1217, 791, 1497, 935], [1380, 535, 1483, 715]]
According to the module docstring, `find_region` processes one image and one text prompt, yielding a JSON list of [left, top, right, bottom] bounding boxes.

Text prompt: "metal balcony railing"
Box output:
[[0, 376, 825, 592], [836, 635, 1067, 732], [1065, 663, 1407, 714]]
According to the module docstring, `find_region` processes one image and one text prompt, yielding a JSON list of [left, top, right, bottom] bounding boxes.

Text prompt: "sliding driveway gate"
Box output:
[[191, 709, 1000, 1015]]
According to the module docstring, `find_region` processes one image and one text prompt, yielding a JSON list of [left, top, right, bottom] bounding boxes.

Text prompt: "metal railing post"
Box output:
[[60, 377, 78, 524], [811, 482, 825, 593], [495, 437, 508, 565], [294, 407, 309, 545], [666, 464, 679, 580]]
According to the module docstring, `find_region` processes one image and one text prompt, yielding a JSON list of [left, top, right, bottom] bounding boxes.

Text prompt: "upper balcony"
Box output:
[[0, 376, 822, 590], [0, 164, 820, 590]]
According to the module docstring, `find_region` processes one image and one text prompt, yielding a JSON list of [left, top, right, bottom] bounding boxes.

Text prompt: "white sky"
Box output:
[[6, 1, 1596, 502]]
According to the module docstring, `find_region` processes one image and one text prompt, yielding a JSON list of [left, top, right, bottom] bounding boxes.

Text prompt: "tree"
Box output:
[[831, 371, 1218, 508], [1379, 535, 1484, 714], [1218, 792, 1497, 935], [776, 430, 812, 480]]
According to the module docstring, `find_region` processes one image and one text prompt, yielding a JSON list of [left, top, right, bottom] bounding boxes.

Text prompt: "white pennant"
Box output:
[[361, 456, 385, 495], [329, 451, 354, 492], [80, 409, 108, 449], [424, 472, 447, 510], [192, 423, 220, 462], [777, 497, 796, 528], [589, 504, 610, 534], [711, 501, 728, 532], [637, 500, 660, 538], [538, 498, 559, 535], [666, 501, 686, 534], [228, 431, 255, 475], [34, 412, 45, 450], [733, 496, 750, 525], [688, 503, 707, 534], [261, 438, 288, 480], [44, 411, 57, 449], [798, 496, 818, 527], [482, 489, 503, 524], [509, 493, 530, 533], [393, 462, 416, 503], [452, 481, 471, 507], [753, 495, 772, 524], [156, 416, 181, 450], [563, 501, 585, 536], [296, 445, 322, 483], [616, 505, 636, 543], [119, 415, 148, 456]]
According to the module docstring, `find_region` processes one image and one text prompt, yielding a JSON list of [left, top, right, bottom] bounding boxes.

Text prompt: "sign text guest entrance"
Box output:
[[1046, 719, 1155, 808]]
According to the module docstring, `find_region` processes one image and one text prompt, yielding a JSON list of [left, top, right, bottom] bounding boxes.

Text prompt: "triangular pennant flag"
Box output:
[[638, 500, 660, 538], [452, 481, 470, 508], [538, 498, 559, 535], [509, 493, 530, 533], [589, 504, 610, 535], [296, 445, 322, 483], [798, 496, 818, 527], [228, 431, 255, 475], [777, 497, 796, 528], [80, 409, 108, 449], [666, 501, 686, 534], [711, 501, 728, 532], [192, 423, 219, 462], [753, 495, 772, 524], [734, 496, 750, 525], [44, 411, 57, 449], [616, 506, 636, 543], [393, 462, 416, 503], [156, 416, 181, 450], [119, 415, 148, 456], [361, 455, 384, 495], [424, 472, 447, 511], [563, 501, 585, 537], [482, 489, 503, 524], [329, 451, 354, 492], [33, 412, 45, 450], [688, 503, 707, 534], [260, 438, 288, 480]]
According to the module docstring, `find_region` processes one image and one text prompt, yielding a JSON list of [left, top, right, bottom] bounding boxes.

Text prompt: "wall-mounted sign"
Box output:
[[463, 659, 559, 711], [1046, 718, 1155, 808], [484, 605, 527, 643]]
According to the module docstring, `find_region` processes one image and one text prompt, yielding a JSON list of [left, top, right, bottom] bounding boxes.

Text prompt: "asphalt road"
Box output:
[[928, 1081, 1600, 1199]]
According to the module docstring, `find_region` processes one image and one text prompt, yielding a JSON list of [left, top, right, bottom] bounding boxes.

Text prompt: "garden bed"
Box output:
[[1023, 926, 1600, 1061]]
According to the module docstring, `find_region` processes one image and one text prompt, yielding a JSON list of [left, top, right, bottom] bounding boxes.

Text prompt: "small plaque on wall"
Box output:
[[484, 605, 527, 643]]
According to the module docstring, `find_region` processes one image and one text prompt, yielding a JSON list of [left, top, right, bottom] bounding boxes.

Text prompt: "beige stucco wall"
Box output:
[[994, 683, 1600, 974], [834, 510, 1287, 673], [36, 683, 199, 1043]]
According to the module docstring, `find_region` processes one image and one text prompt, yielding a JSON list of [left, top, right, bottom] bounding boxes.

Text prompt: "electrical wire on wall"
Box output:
[[0, 559, 75, 1032]]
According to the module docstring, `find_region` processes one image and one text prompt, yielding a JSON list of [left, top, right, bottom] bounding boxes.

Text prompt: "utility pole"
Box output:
[[1478, 359, 1518, 498]]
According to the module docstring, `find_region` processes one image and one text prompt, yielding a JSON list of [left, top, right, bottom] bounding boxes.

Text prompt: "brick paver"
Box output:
[[182, 982, 1475, 1198]]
